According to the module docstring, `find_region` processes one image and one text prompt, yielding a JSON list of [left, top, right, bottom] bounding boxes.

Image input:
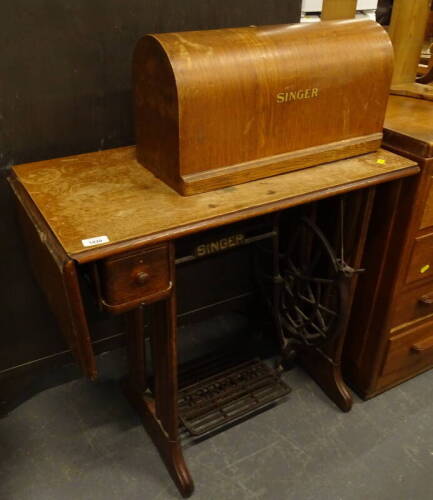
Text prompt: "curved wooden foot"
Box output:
[[298, 347, 353, 412], [122, 380, 195, 497], [314, 361, 352, 412], [123, 284, 194, 496], [166, 441, 195, 497]]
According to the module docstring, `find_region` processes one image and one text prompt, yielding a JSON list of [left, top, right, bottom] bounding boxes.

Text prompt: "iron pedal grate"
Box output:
[[178, 358, 291, 437]]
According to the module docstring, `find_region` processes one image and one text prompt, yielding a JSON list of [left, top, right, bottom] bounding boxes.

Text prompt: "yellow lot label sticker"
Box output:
[[376, 159, 386, 165], [421, 264, 430, 274]]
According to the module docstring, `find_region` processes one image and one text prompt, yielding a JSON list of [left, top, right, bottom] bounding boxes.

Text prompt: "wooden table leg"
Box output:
[[296, 261, 354, 412], [274, 189, 376, 412], [299, 188, 376, 412], [126, 305, 148, 389], [123, 295, 194, 497], [297, 330, 354, 412]]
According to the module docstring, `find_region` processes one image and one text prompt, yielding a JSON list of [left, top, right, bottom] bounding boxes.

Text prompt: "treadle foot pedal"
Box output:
[[178, 358, 291, 438]]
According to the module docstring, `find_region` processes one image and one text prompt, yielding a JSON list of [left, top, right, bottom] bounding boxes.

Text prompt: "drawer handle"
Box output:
[[134, 271, 150, 285], [411, 335, 433, 353], [418, 294, 433, 305]]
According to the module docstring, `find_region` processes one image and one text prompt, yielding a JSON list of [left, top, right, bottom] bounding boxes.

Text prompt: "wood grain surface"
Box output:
[[405, 232, 433, 285], [420, 176, 433, 228], [389, 279, 433, 329], [11, 146, 417, 262], [321, 0, 357, 20], [10, 179, 97, 379], [390, 82, 433, 103], [134, 19, 393, 194], [388, 0, 431, 86], [380, 318, 433, 389], [344, 92, 433, 399], [384, 95, 433, 158]]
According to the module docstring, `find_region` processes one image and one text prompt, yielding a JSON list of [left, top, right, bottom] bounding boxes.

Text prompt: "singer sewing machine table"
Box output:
[[8, 146, 417, 497]]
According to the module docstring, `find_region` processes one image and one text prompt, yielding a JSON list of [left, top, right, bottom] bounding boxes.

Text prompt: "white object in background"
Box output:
[[301, 0, 378, 12], [301, 12, 376, 22], [301, 0, 324, 11]]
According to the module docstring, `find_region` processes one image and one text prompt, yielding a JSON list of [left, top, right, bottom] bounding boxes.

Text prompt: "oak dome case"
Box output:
[[133, 19, 393, 195]]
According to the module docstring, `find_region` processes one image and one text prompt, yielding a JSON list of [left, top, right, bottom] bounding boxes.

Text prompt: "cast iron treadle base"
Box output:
[[178, 358, 291, 437]]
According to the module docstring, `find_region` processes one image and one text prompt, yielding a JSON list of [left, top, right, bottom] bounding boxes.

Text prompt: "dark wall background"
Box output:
[[0, 0, 301, 411]]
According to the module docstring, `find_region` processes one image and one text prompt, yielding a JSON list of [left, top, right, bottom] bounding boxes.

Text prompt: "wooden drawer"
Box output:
[[390, 281, 433, 329], [419, 176, 433, 230], [380, 320, 433, 387], [99, 244, 171, 309], [406, 233, 433, 284]]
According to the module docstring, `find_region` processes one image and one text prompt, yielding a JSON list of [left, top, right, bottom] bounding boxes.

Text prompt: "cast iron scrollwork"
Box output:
[[255, 199, 363, 370]]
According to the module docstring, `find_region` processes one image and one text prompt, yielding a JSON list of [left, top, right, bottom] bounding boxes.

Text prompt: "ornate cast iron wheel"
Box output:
[[277, 215, 348, 368], [254, 201, 362, 371]]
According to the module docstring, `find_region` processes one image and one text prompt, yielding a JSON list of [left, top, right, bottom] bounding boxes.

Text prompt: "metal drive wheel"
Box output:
[[253, 203, 362, 371], [279, 215, 345, 351]]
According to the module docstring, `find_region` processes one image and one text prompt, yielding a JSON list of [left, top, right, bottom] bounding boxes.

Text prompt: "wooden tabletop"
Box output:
[[384, 95, 433, 158], [11, 146, 418, 263]]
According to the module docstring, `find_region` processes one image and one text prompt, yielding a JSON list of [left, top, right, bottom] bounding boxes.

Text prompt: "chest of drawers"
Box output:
[[344, 95, 433, 398]]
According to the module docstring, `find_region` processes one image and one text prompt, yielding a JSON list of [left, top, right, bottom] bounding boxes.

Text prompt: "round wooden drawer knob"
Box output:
[[135, 271, 150, 285], [419, 295, 433, 305]]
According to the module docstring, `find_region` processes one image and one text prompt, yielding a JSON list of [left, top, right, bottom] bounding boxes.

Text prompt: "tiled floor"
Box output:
[[2, 348, 433, 500]]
